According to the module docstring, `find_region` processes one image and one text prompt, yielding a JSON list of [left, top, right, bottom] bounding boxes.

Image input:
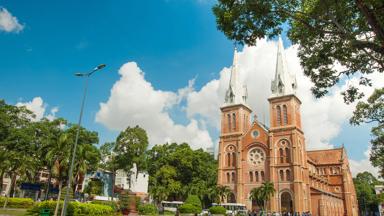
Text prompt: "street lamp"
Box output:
[[61, 64, 106, 216]]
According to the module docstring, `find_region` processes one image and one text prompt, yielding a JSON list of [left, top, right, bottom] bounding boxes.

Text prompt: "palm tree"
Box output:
[[249, 187, 264, 210], [249, 181, 275, 213], [46, 133, 71, 216], [261, 181, 275, 212], [216, 185, 232, 203]]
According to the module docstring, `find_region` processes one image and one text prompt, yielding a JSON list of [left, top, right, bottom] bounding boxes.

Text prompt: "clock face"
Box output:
[[252, 130, 259, 138], [248, 148, 265, 166]]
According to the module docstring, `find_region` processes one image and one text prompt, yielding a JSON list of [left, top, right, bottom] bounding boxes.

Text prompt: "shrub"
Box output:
[[26, 200, 74, 216], [209, 206, 226, 215], [138, 203, 157, 215], [184, 195, 202, 209], [26, 200, 114, 216], [179, 203, 201, 214], [90, 200, 119, 211], [0, 197, 34, 208]]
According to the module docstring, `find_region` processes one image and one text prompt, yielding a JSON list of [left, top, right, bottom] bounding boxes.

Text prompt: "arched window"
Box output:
[[285, 148, 290, 163], [227, 114, 231, 132], [232, 172, 236, 182], [255, 171, 259, 182], [286, 170, 291, 181], [261, 171, 265, 181], [279, 148, 284, 163], [232, 152, 236, 167], [249, 172, 253, 182], [226, 172, 230, 183], [283, 105, 288, 125], [227, 153, 231, 167], [279, 170, 284, 181], [277, 106, 282, 126], [232, 113, 236, 130]]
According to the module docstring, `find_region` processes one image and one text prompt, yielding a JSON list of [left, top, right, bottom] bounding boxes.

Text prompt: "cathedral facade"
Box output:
[[217, 38, 359, 216]]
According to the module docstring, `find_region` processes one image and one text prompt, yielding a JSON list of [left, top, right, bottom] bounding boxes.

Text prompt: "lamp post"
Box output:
[[61, 64, 106, 216]]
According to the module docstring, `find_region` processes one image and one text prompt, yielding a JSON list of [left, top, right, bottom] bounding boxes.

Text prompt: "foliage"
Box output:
[[84, 179, 104, 196], [184, 194, 202, 209], [209, 206, 227, 215], [114, 126, 148, 181], [147, 143, 217, 206], [90, 200, 119, 212], [351, 88, 384, 177], [215, 185, 232, 204], [138, 203, 158, 215], [249, 181, 275, 210], [353, 171, 384, 215], [0, 197, 34, 209], [178, 203, 201, 214], [213, 0, 384, 103], [27, 200, 114, 216]]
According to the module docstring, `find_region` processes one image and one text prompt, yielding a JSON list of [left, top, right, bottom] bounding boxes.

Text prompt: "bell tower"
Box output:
[[218, 48, 252, 202], [268, 37, 310, 213]]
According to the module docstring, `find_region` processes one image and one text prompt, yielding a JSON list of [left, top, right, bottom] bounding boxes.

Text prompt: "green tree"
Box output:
[[146, 143, 217, 206], [213, 0, 383, 104], [114, 126, 149, 183], [351, 88, 384, 177], [249, 181, 275, 211], [33, 117, 67, 200], [0, 100, 36, 198], [353, 172, 384, 215], [216, 185, 232, 204], [99, 142, 118, 200]]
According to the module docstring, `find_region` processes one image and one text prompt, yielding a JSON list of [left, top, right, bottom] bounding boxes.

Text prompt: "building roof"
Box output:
[[307, 148, 344, 165]]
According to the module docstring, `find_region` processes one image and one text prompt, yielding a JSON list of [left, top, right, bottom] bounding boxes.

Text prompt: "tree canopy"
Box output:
[[353, 171, 384, 215], [146, 143, 217, 206], [351, 88, 384, 177], [213, 0, 383, 103]]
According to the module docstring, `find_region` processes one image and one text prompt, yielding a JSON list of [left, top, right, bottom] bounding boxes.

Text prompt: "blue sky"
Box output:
[[0, 1, 378, 175]]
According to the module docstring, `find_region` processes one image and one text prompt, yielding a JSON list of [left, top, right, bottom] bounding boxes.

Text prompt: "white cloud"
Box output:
[[0, 7, 24, 33], [350, 146, 380, 178], [16, 97, 59, 121], [95, 62, 213, 149], [186, 39, 384, 150], [96, 38, 383, 177]]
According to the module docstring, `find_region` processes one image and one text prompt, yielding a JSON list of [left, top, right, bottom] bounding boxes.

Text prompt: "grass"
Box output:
[[0, 208, 27, 216]]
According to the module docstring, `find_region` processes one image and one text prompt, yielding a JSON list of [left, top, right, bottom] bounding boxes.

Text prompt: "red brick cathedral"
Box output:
[[217, 38, 359, 216]]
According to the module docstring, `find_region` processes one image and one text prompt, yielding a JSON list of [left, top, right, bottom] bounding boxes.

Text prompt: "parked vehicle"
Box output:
[[161, 201, 184, 212], [212, 203, 247, 215]]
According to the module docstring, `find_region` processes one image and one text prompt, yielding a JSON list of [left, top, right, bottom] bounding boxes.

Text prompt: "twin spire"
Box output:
[[224, 47, 248, 106], [271, 37, 297, 97], [224, 36, 297, 107]]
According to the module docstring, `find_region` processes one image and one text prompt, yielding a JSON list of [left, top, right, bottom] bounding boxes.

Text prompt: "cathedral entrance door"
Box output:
[[227, 192, 236, 203], [280, 192, 293, 214]]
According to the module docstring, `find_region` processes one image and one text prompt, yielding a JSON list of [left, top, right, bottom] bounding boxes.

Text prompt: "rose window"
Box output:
[[248, 148, 265, 166]]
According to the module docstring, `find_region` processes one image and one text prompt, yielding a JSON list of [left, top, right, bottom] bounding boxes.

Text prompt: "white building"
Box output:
[[115, 164, 148, 194]]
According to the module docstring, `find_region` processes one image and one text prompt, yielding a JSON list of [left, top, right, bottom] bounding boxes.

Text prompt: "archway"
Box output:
[[227, 192, 236, 203], [280, 191, 293, 214]]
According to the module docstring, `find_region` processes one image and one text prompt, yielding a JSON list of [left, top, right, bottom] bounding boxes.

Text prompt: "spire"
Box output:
[[224, 47, 248, 106], [271, 36, 297, 97]]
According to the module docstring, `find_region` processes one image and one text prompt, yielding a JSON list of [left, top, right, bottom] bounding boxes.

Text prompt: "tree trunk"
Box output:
[[54, 181, 63, 216], [3, 173, 16, 209], [9, 172, 17, 198], [45, 166, 52, 201], [0, 170, 4, 193], [111, 170, 115, 201], [355, 0, 384, 48]]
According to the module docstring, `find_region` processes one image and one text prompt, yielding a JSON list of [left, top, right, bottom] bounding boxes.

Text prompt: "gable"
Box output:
[[241, 120, 269, 151]]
